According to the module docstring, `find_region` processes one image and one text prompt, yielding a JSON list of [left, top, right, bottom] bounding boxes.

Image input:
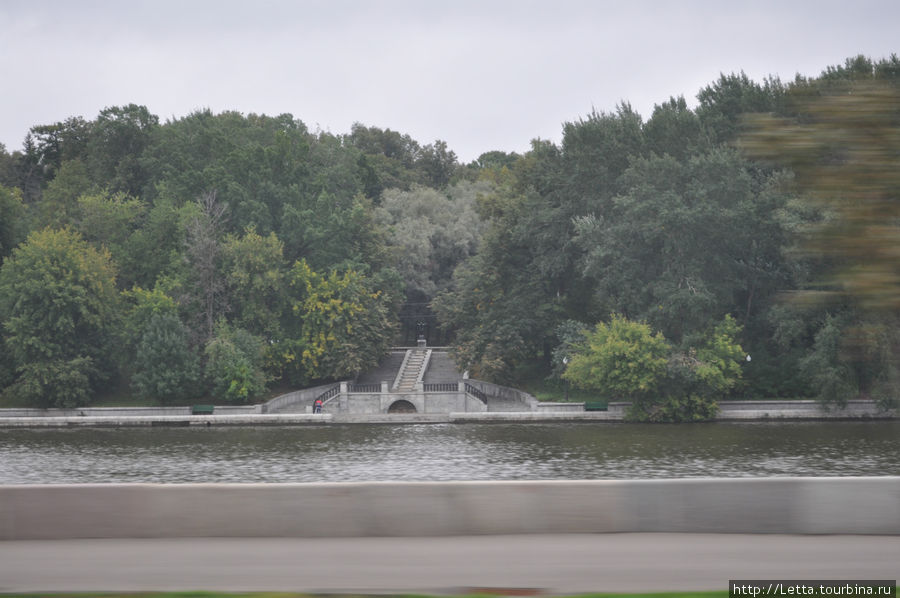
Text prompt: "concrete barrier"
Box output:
[[0, 413, 331, 428], [1, 477, 897, 540]]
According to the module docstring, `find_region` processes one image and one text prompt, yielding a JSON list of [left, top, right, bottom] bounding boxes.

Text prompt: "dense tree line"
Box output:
[[0, 109, 470, 406], [1, 54, 898, 414]]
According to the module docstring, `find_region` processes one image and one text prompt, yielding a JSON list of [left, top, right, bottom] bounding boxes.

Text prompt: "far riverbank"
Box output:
[[0, 398, 895, 428]]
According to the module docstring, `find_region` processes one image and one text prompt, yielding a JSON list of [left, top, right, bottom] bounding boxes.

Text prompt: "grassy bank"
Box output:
[[0, 592, 730, 598]]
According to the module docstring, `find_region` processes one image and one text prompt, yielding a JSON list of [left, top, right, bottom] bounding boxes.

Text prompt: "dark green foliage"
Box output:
[[0, 228, 120, 406], [88, 104, 158, 195], [644, 96, 704, 159], [37, 159, 94, 229], [696, 72, 786, 144], [575, 148, 791, 344], [12, 358, 95, 408], [204, 323, 270, 403], [797, 314, 857, 407], [0, 184, 25, 263], [223, 226, 286, 339], [133, 313, 201, 404]]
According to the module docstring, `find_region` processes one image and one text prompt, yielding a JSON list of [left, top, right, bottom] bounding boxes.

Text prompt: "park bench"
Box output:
[[584, 401, 607, 411], [191, 404, 215, 415]]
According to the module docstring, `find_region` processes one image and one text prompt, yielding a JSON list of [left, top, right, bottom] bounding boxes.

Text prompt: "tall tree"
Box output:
[[283, 259, 396, 382], [0, 228, 120, 406], [87, 104, 158, 195], [696, 72, 786, 145], [374, 181, 488, 302], [574, 148, 790, 344], [0, 185, 25, 263], [222, 226, 285, 339], [184, 191, 228, 343], [132, 312, 202, 404]]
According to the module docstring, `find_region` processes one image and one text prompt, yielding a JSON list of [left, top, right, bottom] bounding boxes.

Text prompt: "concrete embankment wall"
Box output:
[[0, 405, 258, 417], [2, 477, 898, 540], [539, 400, 896, 420], [0, 414, 331, 428]]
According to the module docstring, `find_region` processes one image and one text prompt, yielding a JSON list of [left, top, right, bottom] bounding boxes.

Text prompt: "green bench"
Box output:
[[191, 404, 215, 415], [584, 401, 607, 412]]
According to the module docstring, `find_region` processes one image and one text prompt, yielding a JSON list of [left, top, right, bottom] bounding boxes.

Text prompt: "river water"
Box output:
[[0, 421, 897, 484]]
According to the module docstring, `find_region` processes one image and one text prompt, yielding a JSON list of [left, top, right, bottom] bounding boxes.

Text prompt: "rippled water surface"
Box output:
[[1, 421, 898, 483]]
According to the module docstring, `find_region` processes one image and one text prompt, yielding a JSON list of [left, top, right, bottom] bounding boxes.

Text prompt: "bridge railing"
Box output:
[[464, 383, 488, 404], [465, 379, 539, 410], [348, 383, 381, 393], [424, 383, 458, 392], [318, 384, 341, 406]]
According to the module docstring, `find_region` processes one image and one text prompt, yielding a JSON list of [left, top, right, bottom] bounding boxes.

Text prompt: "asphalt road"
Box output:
[[1, 534, 898, 594]]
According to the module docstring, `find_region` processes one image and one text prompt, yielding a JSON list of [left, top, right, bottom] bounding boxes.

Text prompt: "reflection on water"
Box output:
[[0, 421, 898, 483]]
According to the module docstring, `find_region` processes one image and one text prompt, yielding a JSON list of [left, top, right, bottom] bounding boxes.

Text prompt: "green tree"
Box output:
[[643, 96, 704, 160], [74, 191, 147, 288], [132, 312, 202, 404], [696, 72, 786, 144], [562, 315, 670, 402], [417, 140, 458, 188], [690, 315, 746, 395], [36, 159, 93, 229], [204, 322, 270, 403], [25, 116, 93, 182], [562, 315, 744, 422], [222, 226, 285, 339], [653, 315, 745, 422], [0, 184, 25, 263], [574, 148, 791, 344], [0, 228, 120, 406], [375, 181, 488, 302], [87, 104, 157, 195], [120, 286, 180, 359], [123, 194, 192, 289], [346, 123, 421, 193]]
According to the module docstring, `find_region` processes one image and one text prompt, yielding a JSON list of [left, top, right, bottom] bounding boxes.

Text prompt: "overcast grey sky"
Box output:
[[1, 0, 897, 162]]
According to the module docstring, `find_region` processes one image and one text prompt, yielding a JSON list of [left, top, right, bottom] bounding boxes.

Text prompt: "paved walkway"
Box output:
[[2, 534, 898, 594]]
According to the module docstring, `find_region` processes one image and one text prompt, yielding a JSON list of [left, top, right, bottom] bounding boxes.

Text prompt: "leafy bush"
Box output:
[[562, 314, 745, 422], [562, 315, 670, 402]]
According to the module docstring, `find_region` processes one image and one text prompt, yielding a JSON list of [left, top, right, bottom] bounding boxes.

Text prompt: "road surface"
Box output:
[[1, 534, 897, 594]]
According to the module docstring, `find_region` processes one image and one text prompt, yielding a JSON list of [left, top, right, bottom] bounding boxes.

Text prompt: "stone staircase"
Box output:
[[393, 348, 431, 392], [422, 351, 462, 384], [355, 351, 406, 385]]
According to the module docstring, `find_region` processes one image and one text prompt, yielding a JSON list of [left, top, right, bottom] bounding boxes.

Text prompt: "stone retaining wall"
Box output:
[[333, 390, 486, 414], [466, 379, 539, 410], [262, 382, 343, 413], [1, 477, 897, 540], [0, 413, 331, 428], [0, 397, 893, 421]]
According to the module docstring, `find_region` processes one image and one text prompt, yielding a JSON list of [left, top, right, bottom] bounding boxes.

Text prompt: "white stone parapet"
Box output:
[[2, 477, 898, 539]]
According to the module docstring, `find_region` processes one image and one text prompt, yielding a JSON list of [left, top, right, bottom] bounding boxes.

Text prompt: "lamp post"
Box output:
[[562, 356, 569, 401]]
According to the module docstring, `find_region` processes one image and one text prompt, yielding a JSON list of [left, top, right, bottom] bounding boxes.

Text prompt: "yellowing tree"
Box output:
[[285, 259, 395, 382]]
